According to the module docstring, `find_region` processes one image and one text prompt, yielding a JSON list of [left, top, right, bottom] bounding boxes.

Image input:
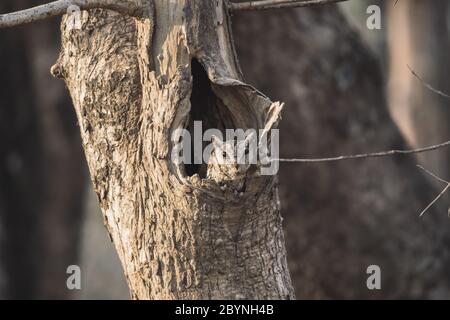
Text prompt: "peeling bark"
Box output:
[[54, 1, 294, 300]]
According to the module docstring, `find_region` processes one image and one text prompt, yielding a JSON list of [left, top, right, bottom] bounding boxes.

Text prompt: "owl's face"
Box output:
[[208, 133, 256, 181]]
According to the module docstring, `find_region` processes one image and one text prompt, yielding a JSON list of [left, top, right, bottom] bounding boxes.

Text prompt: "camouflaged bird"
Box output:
[[207, 133, 256, 194]]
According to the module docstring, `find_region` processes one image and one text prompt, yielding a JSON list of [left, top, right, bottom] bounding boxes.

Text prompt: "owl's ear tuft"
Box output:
[[211, 135, 224, 149], [245, 131, 257, 145]]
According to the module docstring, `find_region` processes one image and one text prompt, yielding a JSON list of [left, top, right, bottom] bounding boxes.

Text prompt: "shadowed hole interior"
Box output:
[[185, 59, 235, 178]]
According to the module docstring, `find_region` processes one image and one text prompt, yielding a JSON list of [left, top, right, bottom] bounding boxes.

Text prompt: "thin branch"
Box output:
[[417, 165, 449, 185], [273, 139, 450, 163], [420, 183, 450, 217], [229, 0, 348, 12], [1, 0, 352, 27], [0, 0, 145, 29], [407, 65, 450, 100], [416, 166, 450, 217]]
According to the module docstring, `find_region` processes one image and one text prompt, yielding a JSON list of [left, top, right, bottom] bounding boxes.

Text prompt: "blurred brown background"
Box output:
[[0, 0, 449, 299]]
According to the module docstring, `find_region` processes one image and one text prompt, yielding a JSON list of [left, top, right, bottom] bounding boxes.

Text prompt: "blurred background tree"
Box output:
[[387, 0, 450, 180], [0, 0, 86, 299], [234, 1, 450, 299]]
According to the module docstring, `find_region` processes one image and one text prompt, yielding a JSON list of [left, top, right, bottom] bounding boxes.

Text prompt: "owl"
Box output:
[[207, 133, 256, 193]]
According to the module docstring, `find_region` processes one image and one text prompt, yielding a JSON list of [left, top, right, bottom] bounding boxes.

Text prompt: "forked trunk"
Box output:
[[53, 0, 294, 299]]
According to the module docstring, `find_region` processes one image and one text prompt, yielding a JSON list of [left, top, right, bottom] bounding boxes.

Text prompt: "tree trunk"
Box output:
[[234, 5, 450, 299], [387, 0, 450, 178], [53, 1, 294, 300]]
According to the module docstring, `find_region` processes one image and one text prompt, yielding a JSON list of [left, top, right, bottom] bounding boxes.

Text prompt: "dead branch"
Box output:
[[417, 165, 449, 185], [416, 166, 450, 217], [0, 0, 145, 29], [407, 65, 450, 100], [229, 0, 348, 11], [0, 0, 353, 28], [275, 139, 450, 163], [420, 184, 450, 217]]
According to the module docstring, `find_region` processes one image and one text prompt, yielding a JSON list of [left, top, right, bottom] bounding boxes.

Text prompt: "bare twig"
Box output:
[[229, 0, 348, 12], [274, 139, 450, 163], [0, 0, 145, 29], [407, 65, 450, 100], [416, 166, 450, 217], [417, 165, 449, 185], [273, 142, 450, 217], [419, 184, 450, 217]]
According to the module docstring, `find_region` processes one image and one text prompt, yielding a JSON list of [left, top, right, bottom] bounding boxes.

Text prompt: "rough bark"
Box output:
[[387, 0, 450, 178], [54, 1, 294, 300], [0, 0, 85, 299], [233, 6, 450, 299]]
